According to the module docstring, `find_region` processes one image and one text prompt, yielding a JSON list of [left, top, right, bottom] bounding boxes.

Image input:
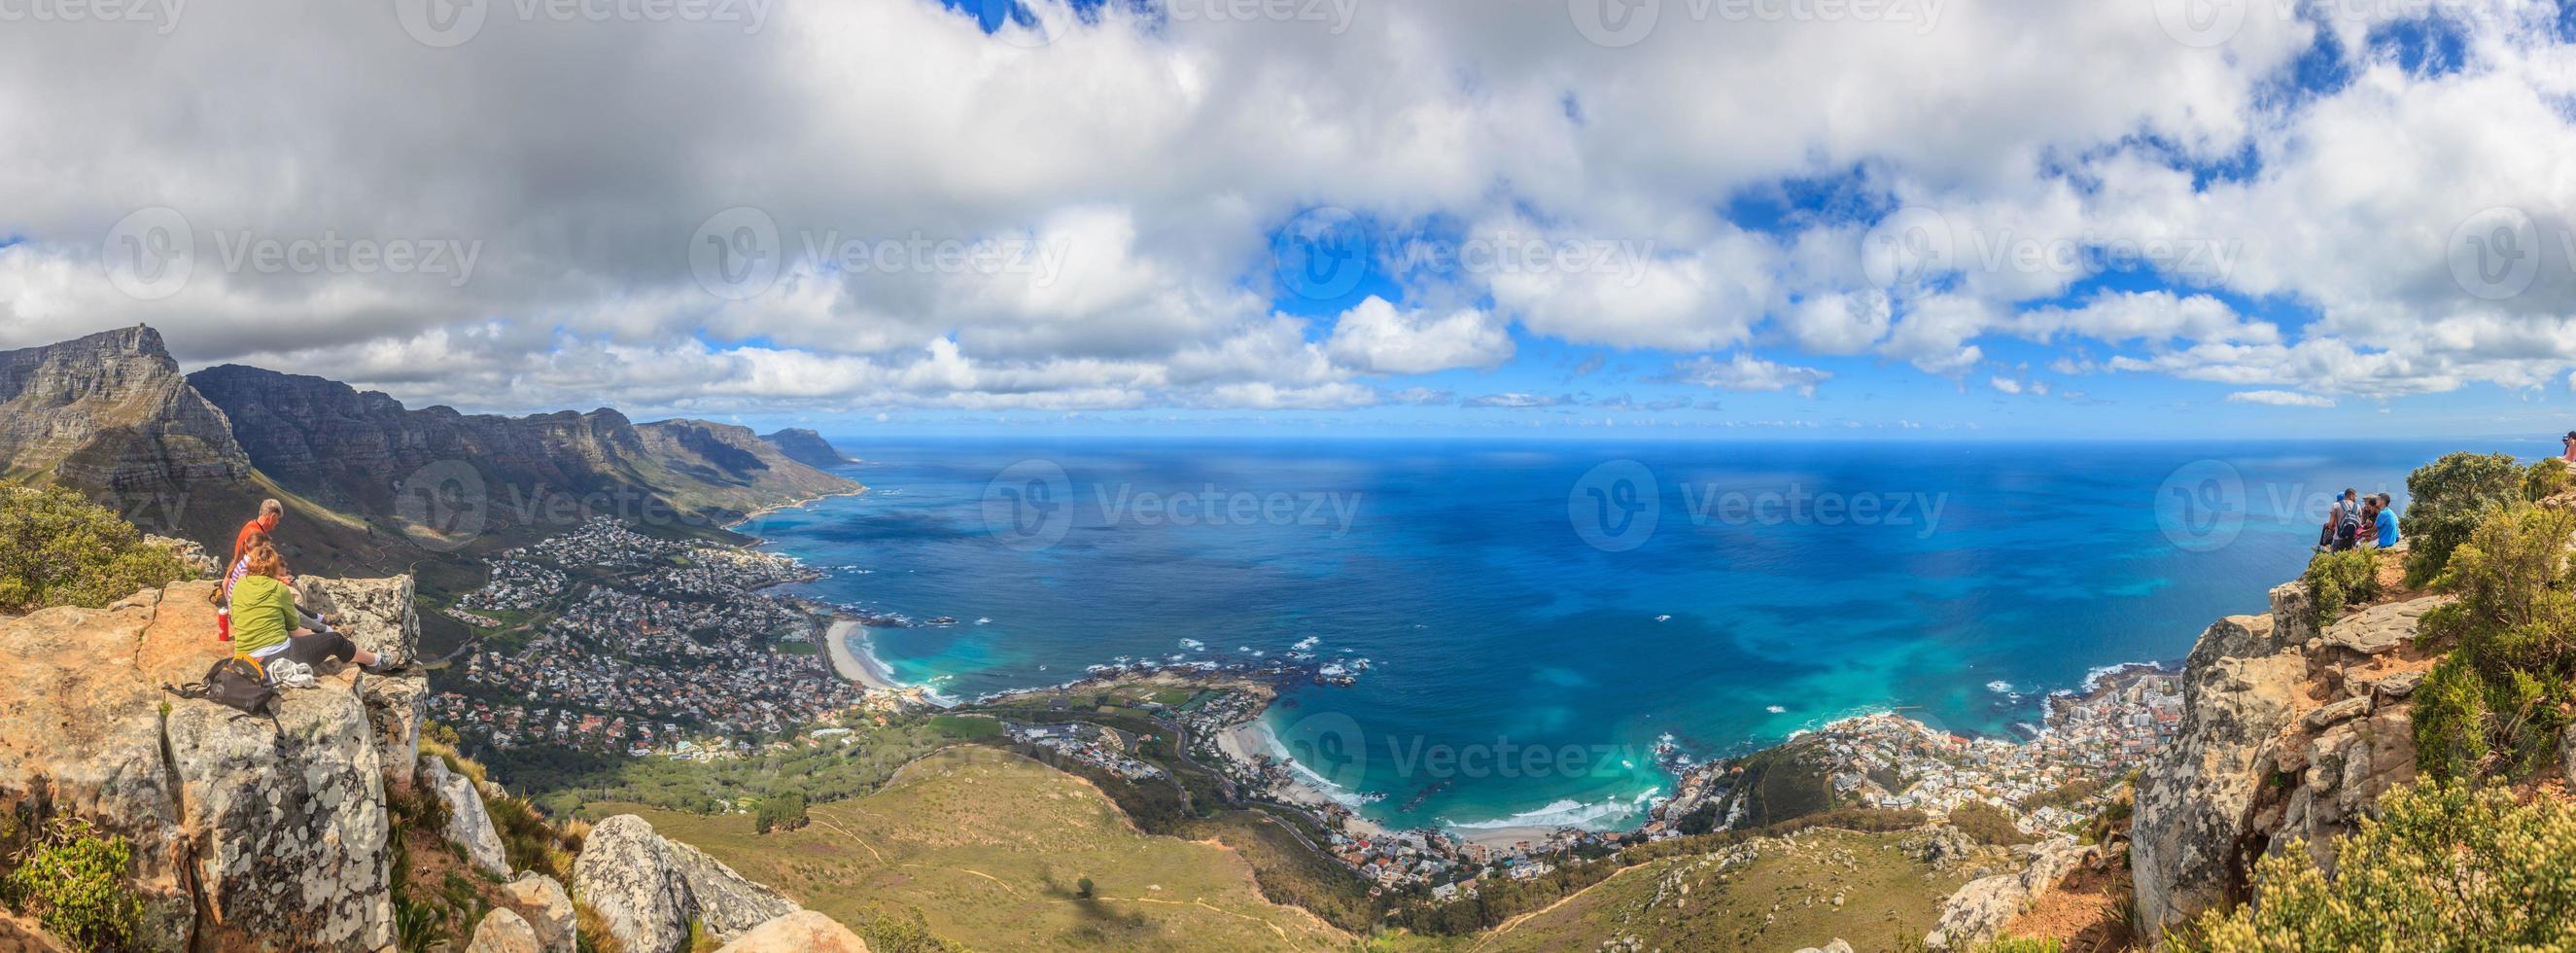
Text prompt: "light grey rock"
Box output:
[[2131, 614, 2308, 935], [421, 756, 510, 876], [2268, 583, 2317, 647], [574, 814, 798, 953], [2319, 596, 2450, 656], [468, 906, 542, 953], [504, 872, 577, 953], [1925, 837, 2091, 951], [2373, 669, 2425, 703], [297, 575, 421, 667], [714, 910, 870, 953], [364, 674, 429, 788], [1791, 940, 1856, 953], [2303, 695, 2369, 730]]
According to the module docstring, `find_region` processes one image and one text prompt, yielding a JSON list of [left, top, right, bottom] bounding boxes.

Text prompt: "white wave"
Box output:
[[1986, 680, 2014, 694], [1291, 636, 1320, 652], [1447, 791, 1658, 831], [1765, 705, 1787, 714], [1179, 638, 1205, 651], [2081, 660, 2165, 692]]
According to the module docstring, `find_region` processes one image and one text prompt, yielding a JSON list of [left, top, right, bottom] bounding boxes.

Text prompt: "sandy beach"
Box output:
[[1218, 720, 1393, 839], [823, 618, 907, 693], [1453, 825, 1563, 851]]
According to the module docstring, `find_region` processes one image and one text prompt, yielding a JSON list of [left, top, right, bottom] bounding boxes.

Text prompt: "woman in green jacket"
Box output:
[[231, 544, 382, 673]]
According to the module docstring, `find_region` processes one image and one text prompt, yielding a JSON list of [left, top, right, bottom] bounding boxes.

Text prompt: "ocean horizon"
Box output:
[[744, 437, 2542, 833]]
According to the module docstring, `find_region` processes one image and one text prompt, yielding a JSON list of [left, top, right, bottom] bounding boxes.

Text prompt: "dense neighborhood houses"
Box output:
[[428, 517, 857, 757]]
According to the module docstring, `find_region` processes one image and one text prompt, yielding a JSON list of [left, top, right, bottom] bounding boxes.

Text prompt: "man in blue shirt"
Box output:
[[2373, 492, 2399, 548]]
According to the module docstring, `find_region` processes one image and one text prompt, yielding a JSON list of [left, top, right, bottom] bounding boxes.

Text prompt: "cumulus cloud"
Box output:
[[1669, 354, 1832, 397], [1324, 297, 1514, 374]]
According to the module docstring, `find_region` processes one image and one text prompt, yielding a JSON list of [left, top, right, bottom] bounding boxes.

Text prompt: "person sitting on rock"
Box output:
[[229, 543, 382, 677], [2356, 498, 2381, 547], [2372, 492, 2400, 549]]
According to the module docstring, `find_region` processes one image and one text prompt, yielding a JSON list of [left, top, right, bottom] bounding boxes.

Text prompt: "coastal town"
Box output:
[[428, 517, 863, 756]]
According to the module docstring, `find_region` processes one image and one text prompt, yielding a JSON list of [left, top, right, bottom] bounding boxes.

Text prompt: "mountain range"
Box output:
[[0, 326, 860, 574]]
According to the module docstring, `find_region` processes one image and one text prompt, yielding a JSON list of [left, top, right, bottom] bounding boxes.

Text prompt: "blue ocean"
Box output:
[[742, 438, 2539, 832]]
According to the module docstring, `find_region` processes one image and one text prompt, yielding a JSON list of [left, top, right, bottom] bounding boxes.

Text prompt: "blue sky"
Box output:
[[7, 1, 2576, 440]]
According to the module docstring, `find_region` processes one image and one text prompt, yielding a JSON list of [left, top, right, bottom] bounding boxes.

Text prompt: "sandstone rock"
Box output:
[[2268, 583, 2317, 646], [468, 907, 543, 953], [365, 675, 430, 788], [1925, 837, 2091, 951], [421, 756, 510, 876], [2132, 614, 2308, 934], [143, 534, 217, 579], [297, 575, 420, 667], [2303, 695, 2369, 730], [2373, 669, 2424, 703], [2319, 596, 2450, 656], [503, 872, 578, 953], [574, 814, 803, 953], [714, 910, 870, 953], [0, 327, 251, 504]]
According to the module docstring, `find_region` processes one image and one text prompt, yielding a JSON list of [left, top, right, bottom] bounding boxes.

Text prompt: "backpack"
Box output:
[[2335, 507, 2362, 548], [165, 656, 276, 717]]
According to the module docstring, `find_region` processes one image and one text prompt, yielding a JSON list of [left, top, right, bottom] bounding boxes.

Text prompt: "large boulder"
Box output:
[[715, 910, 870, 953], [365, 674, 431, 788], [574, 814, 801, 953], [2319, 596, 2449, 656], [0, 576, 423, 951], [502, 872, 577, 953], [421, 756, 510, 876], [2130, 614, 2308, 935], [1925, 837, 2092, 951], [297, 575, 420, 667], [468, 906, 543, 953]]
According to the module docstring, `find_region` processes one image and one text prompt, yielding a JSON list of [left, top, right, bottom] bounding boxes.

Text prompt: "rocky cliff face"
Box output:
[[0, 577, 426, 950], [2129, 580, 2441, 936], [573, 814, 800, 952], [759, 428, 853, 469], [187, 364, 859, 532], [0, 326, 251, 503]]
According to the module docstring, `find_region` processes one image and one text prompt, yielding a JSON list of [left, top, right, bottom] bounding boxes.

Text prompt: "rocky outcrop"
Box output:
[[502, 872, 577, 953], [574, 814, 802, 953], [759, 428, 853, 469], [421, 756, 511, 875], [0, 576, 426, 951], [468, 907, 543, 953], [2131, 585, 2441, 939], [186, 364, 860, 532], [715, 910, 871, 953], [1924, 837, 2093, 951], [0, 327, 251, 499]]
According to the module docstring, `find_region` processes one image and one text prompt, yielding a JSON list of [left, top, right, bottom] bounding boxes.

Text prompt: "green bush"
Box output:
[[2525, 457, 2571, 502], [1947, 799, 2036, 846], [1974, 938, 2065, 953], [2301, 547, 2380, 627], [2401, 452, 2524, 585], [4, 818, 142, 950], [2410, 506, 2576, 782], [752, 793, 808, 834], [857, 907, 968, 953], [0, 486, 191, 615], [2177, 782, 2576, 951]]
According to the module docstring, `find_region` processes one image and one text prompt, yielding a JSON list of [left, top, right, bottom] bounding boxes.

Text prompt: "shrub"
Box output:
[[2301, 547, 2379, 626], [0, 486, 191, 615], [2410, 506, 2576, 781], [858, 907, 967, 953], [2176, 782, 2576, 950], [1946, 800, 2035, 846], [752, 793, 807, 834], [2525, 457, 2571, 502], [4, 818, 142, 950], [2401, 451, 2524, 584], [1975, 938, 2065, 953]]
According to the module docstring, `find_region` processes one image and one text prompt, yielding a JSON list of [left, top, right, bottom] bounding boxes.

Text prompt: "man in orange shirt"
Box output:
[[217, 499, 339, 641], [229, 498, 283, 575]]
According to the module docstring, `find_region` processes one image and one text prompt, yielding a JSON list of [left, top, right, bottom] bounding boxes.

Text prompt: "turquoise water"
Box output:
[[743, 439, 2538, 831]]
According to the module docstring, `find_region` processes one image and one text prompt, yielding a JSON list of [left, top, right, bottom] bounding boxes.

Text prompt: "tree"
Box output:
[[2178, 782, 2576, 951], [2411, 505, 2576, 780], [0, 486, 192, 615], [2401, 451, 2524, 585], [752, 793, 809, 834], [1074, 877, 1095, 900]]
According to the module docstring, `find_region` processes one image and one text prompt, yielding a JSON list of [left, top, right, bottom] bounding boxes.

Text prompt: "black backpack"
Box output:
[[166, 656, 276, 716]]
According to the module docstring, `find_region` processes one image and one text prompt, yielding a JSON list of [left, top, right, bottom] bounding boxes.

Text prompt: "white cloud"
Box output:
[[1670, 354, 1831, 397], [1323, 297, 1514, 374], [2226, 390, 2337, 408], [1990, 376, 2023, 395]]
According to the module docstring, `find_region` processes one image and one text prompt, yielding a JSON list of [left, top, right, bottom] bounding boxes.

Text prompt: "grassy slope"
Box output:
[[599, 748, 1351, 952], [1479, 829, 1968, 953]]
